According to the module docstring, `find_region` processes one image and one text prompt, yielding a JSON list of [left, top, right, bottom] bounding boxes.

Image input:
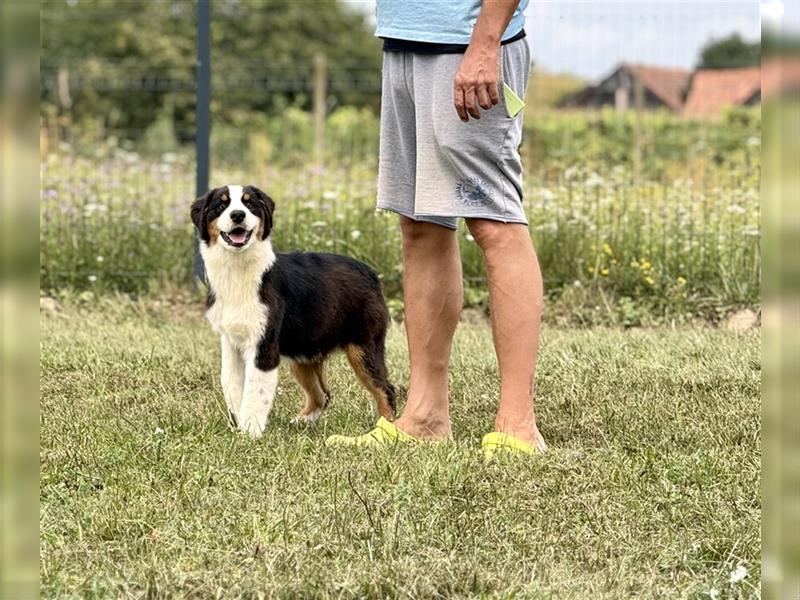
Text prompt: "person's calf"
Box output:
[[398, 216, 462, 441], [466, 219, 547, 452]]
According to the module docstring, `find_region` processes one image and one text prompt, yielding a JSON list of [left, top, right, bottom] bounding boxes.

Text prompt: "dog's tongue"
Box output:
[[229, 229, 247, 244]]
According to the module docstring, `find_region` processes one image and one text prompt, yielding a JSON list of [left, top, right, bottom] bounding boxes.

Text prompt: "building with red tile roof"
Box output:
[[559, 63, 690, 112], [682, 67, 761, 118]]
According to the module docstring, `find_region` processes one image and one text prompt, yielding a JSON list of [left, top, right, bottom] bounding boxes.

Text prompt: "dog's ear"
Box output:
[[250, 186, 275, 240], [191, 190, 213, 243]]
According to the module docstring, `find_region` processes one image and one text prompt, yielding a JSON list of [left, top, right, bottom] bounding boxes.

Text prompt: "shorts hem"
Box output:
[[376, 204, 458, 230], [415, 212, 529, 226]]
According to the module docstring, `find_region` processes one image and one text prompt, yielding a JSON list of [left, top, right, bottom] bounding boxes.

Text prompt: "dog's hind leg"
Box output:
[[313, 361, 331, 404], [345, 342, 396, 420], [290, 361, 328, 424]]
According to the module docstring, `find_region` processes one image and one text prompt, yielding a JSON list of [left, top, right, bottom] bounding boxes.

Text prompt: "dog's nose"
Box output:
[[230, 210, 246, 224]]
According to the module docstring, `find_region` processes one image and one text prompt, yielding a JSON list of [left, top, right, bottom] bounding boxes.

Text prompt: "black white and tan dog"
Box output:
[[191, 185, 396, 437]]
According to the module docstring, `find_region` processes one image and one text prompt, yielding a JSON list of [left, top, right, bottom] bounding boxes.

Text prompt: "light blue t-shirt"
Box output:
[[375, 0, 528, 45]]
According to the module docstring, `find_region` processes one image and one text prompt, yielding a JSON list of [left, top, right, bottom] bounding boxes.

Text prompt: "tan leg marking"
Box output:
[[313, 362, 329, 400], [345, 344, 395, 420], [290, 362, 327, 423]]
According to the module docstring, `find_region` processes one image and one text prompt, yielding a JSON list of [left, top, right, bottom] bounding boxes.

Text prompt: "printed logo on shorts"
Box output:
[[455, 177, 493, 207]]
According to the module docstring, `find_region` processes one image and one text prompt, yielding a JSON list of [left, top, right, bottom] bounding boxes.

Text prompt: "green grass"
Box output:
[[40, 304, 761, 598]]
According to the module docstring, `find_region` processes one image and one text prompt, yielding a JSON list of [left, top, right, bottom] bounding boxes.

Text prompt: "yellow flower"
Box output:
[[640, 258, 652, 271], [630, 261, 640, 269], [600, 267, 609, 276], [645, 276, 655, 286], [602, 243, 613, 256], [677, 276, 687, 286]]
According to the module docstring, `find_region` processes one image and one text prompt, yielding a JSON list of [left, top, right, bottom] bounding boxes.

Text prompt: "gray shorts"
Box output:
[[376, 39, 531, 230]]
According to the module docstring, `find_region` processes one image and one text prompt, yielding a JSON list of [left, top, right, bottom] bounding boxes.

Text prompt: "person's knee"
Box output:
[[467, 219, 514, 251], [401, 216, 453, 249]]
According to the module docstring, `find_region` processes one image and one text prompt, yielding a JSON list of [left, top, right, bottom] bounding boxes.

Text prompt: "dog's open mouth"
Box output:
[[220, 227, 253, 248]]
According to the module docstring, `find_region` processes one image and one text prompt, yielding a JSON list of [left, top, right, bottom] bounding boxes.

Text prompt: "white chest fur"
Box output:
[[201, 239, 276, 353]]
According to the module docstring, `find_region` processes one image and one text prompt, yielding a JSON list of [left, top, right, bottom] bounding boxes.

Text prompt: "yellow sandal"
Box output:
[[481, 431, 539, 458], [325, 417, 423, 448]]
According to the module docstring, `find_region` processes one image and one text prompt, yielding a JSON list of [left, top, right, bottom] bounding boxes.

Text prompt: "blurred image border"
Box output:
[[1, 1, 41, 598], [761, 18, 800, 600]]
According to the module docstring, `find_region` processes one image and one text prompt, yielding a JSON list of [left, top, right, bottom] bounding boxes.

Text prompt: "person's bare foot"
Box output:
[[494, 413, 548, 453], [394, 406, 453, 441]]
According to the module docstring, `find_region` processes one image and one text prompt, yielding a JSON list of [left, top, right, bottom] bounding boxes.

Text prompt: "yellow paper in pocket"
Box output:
[[503, 82, 525, 117]]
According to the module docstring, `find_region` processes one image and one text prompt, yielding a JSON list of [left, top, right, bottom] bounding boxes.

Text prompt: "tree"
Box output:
[[40, 0, 382, 141], [698, 33, 760, 70], [762, 27, 800, 57]]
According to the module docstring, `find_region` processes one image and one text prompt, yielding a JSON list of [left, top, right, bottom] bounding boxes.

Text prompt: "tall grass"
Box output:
[[40, 110, 760, 322]]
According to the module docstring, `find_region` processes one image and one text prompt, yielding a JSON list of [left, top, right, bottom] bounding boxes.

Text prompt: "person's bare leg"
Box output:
[[393, 217, 463, 440], [466, 219, 547, 451]]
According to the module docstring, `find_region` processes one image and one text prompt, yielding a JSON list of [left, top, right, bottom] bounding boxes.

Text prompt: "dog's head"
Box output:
[[191, 185, 275, 252]]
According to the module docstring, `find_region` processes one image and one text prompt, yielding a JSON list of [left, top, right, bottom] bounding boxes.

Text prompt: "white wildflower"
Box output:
[[122, 150, 140, 164], [708, 588, 719, 600], [729, 564, 748, 584], [322, 190, 338, 201], [351, 230, 362, 240], [96, 256, 104, 263], [586, 172, 604, 188], [154, 427, 165, 435], [87, 275, 97, 283], [727, 205, 746, 215]]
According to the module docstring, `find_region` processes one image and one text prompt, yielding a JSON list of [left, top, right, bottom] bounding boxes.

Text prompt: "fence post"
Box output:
[[57, 66, 72, 144], [632, 72, 644, 183], [195, 0, 211, 284], [313, 52, 327, 171]]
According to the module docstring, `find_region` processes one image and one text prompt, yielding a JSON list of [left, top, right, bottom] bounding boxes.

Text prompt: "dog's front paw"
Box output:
[[238, 410, 268, 438], [289, 409, 323, 425]]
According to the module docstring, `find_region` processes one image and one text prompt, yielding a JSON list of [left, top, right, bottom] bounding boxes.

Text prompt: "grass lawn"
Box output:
[[40, 303, 760, 598]]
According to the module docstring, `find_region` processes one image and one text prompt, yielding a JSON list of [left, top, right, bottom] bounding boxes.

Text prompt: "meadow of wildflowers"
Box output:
[[40, 110, 760, 324]]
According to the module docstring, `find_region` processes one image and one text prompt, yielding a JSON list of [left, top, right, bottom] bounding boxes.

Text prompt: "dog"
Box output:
[[191, 184, 396, 437]]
